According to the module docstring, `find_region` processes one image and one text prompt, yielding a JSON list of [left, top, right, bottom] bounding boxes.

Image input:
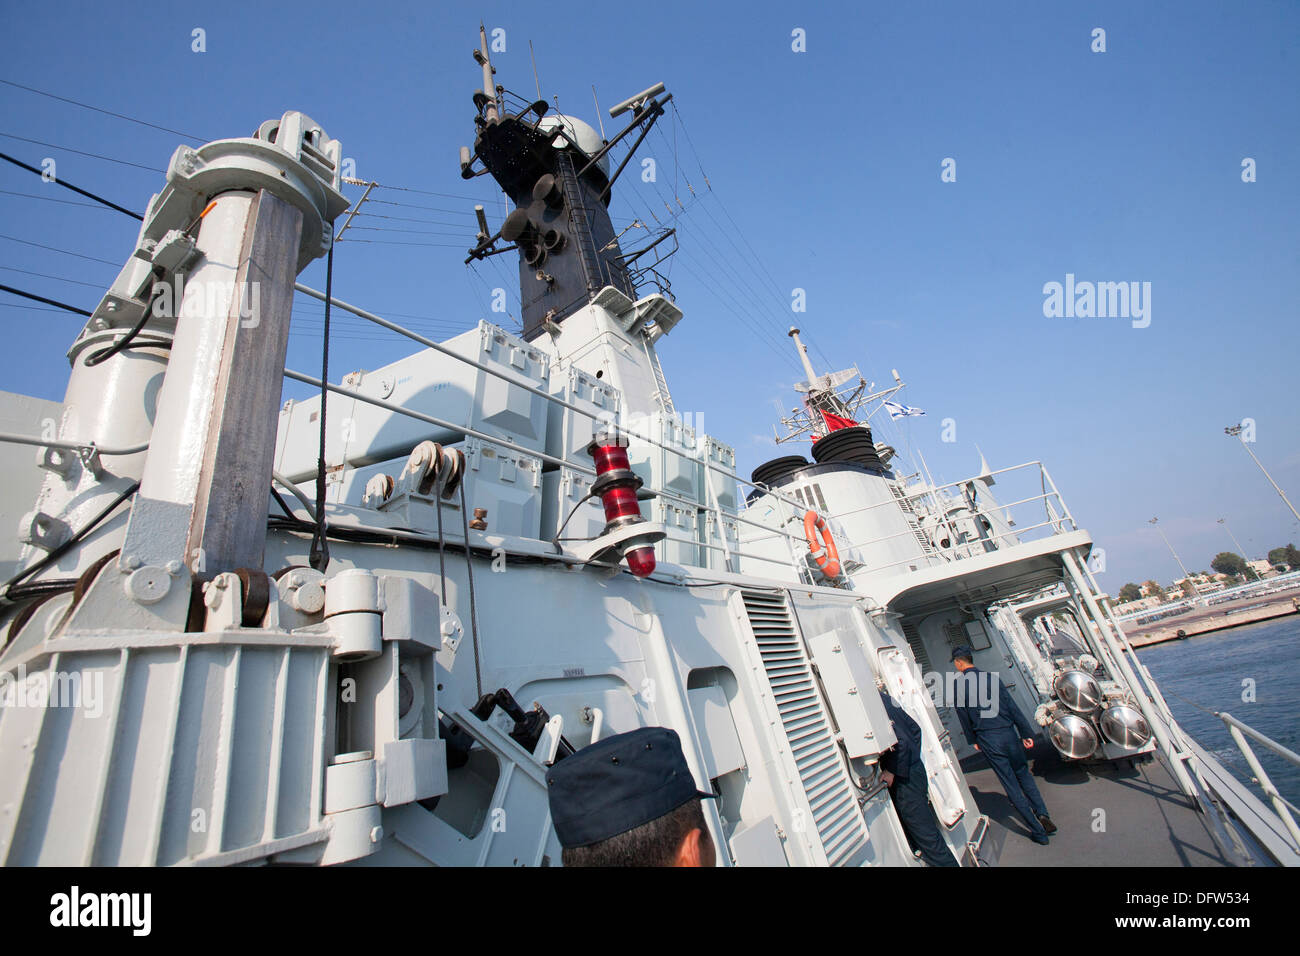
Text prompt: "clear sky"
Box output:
[[1, 0, 1296, 588]]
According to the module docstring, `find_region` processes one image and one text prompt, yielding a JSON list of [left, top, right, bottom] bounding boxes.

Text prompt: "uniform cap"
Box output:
[[545, 726, 714, 848]]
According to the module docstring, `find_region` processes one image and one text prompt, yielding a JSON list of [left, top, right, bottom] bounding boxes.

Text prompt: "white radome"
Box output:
[[537, 114, 609, 175]]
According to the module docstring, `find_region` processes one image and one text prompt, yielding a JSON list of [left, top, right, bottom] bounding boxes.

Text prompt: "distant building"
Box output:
[[1114, 595, 1163, 614], [1247, 559, 1279, 579], [1173, 573, 1226, 596]]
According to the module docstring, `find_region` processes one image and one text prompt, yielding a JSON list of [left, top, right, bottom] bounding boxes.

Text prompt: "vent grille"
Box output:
[[740, 589, 868, 866]]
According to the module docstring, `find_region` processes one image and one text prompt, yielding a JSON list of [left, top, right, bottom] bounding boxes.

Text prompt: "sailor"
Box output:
[[545, 725, 716, 867], [950, 645, 1057, 845], [879, 694, 961, 866]]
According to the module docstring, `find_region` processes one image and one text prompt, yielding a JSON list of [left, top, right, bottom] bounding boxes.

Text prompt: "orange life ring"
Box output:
[[803, 510, 841, 578]]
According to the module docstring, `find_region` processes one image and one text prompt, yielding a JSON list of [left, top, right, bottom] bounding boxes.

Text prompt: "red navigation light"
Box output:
[[588, 432, 657, 577]]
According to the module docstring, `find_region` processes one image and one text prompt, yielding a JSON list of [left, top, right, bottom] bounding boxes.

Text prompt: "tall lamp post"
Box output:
[[1217, 517, 1248, 560], [1225, 424, 1300, 525], [1149, 517, 1197, 604]]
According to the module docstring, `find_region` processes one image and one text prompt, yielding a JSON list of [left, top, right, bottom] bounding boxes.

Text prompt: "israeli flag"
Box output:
[[885, 400, 926, 420]]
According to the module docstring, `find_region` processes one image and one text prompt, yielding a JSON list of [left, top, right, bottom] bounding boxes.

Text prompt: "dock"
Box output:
[[1122, 592, 1300, 648]]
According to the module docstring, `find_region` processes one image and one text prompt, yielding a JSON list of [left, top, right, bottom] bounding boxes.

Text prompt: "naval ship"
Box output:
[[0, 31, 1295, 868]]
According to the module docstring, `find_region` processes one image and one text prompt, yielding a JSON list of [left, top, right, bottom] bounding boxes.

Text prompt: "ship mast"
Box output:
[[775, 327, 908, 444], [459, 41, 677, 341]]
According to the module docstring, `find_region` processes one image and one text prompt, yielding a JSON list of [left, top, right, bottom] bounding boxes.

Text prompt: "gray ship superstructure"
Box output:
[[0, 33, 1296, 868]]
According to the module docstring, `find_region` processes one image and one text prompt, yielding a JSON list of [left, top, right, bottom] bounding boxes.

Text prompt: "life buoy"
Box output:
[[803, 510, 841, 578]]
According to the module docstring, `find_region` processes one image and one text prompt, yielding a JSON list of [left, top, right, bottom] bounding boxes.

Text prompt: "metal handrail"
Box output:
[[292, 283, 815, 519], [835, 490, 1080, 577], [1218, 711, 1300, 849], [0, 430, 150, 457], [283, 366, 813, 556]]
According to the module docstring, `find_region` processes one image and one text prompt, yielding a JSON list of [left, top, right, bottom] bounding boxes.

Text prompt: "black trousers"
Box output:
[[979, 729, 1049, 839], [890, 773, 960, 867]]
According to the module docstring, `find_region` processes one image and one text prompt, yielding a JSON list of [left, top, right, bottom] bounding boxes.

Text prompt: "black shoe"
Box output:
[[1038, 814, 1057, 834], [1031, 832, 1050, 845]]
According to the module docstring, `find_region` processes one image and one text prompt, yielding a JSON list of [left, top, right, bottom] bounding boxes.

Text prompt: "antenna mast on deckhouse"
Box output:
[[459, 34, 678, 342], [777, 327, 906, 444]]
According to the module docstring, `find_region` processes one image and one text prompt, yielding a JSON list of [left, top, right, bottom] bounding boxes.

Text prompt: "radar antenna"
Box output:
[[775, 327, 908, 444]]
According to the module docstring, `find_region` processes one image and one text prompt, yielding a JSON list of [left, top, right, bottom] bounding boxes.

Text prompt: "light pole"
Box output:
[[1149, 517, 1197, 603], [1217, 517, 1248, 560], [1225, 424, 1300, 525]]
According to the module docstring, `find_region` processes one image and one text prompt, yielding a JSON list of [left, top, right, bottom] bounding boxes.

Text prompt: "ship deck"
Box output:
[[961, 748, 1233, 867]]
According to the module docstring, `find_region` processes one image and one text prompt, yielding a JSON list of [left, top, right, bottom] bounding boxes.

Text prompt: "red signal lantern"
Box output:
[[588, 431, 658, 577]]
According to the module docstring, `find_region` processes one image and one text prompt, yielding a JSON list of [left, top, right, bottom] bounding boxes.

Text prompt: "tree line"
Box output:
[[1116, 543, 1300, 604]]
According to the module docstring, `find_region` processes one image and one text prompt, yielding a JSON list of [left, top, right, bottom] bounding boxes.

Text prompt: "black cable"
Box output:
[[1, 578, 78, 602], [435, 480, 448, 604], [309, 246, 334, 571], [271, 487, 297, 521], [83, 279, 165, 366], [0, 283, 91, 317], [0, 151, 143, 221], [551, 491, 598, 551], [0, 481, 140, 596], [459, 480, 483, 698]]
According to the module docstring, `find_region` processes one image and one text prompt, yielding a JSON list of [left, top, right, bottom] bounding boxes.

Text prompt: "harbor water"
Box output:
[[1138, 616, 1300, 808]]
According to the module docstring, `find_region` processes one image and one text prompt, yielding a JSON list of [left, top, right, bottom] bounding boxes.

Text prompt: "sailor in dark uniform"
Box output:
[[879, 693, 960, 866], [950, 644, 1056, 845]]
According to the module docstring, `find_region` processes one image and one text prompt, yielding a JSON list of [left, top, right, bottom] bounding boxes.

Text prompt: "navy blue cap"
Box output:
[[545, 726, 714, 849], [950, 644, 975, 662]]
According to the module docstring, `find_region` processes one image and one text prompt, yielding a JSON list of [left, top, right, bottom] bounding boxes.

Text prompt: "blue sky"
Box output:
[[1, 0, 1296, 587]]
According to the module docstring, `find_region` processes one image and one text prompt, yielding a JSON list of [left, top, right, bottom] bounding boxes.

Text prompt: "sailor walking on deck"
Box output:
[[950, 645, 1057, 845], [880, 694, 961, 866]]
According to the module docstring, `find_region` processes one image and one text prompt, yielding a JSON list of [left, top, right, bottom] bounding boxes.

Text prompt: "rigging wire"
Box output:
[[361, 198, 478, 217], [0, 132, 164, 173], [658, 100, 844, 375], [334, 238, 467, 249], [0, 236, 117, 267], [0, 188, 121, 211], [308, 247, 335, 572], [346, 226, 469, 238], [363, 181, 501, 205], [0, 284, 91, 317], [0, 78, 211, 141], [0, 151, 143, 220], [457, 479, 484, 699], [0, 265, 106, 289], [347, 210, 473, 227]]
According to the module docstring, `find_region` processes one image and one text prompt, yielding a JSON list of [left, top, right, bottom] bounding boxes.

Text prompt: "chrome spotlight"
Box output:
[[1100, 704, 1152, 748], [1048, 713, 1099, 759], [1054, 669, 1102, 714]]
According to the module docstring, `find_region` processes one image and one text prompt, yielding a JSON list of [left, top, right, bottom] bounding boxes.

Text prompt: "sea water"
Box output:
[[1138, 616, 1300, 806]]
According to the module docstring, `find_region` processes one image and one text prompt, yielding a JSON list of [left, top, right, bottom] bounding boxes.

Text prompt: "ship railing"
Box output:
[[1218, 712, 1300, 852], [285, 284, 818, 572], [1071, 554, 1300, 865], [831, 461, 1081, 576]]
